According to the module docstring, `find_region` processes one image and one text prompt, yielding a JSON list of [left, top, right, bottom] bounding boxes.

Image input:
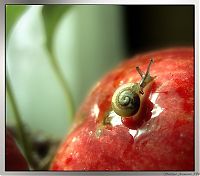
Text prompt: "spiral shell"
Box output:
[[112, 83, 140, 117]]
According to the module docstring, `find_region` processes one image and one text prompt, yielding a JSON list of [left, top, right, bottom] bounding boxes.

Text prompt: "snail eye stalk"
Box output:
[[137, 59, 155, 94]]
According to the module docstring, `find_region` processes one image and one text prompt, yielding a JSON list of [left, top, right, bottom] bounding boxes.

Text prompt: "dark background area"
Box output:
[[123, 5, 194, 57]]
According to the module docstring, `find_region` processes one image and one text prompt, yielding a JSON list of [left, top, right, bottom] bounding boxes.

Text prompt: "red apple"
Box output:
[[6, 129, 29, 171], [50, 47, 194, 170]]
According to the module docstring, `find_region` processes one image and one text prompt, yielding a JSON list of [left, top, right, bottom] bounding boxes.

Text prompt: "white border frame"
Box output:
[[1, 1, 199, 176]]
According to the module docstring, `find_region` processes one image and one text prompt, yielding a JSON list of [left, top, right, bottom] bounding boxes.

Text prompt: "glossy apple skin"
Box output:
[[51, 48, 194, 171], [6, 129, 29, 171]]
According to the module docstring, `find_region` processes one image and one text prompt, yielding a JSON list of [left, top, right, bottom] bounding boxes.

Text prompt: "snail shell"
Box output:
[[112, 83, 140, 117]]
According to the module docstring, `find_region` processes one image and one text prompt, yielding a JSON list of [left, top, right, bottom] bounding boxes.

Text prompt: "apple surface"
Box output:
[[6, 129, 29, 171], [50, 48, 194, 171]]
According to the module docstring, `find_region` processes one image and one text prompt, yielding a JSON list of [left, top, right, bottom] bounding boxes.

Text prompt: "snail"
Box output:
[[111, 59, 155, 117]]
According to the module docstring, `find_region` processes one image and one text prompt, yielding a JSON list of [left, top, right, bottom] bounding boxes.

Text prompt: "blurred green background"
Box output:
[[6, 5, 194, 140]]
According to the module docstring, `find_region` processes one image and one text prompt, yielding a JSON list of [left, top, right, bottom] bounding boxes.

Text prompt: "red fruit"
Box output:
[[51, 48, 194, 170], [6, 129, 29, 171]]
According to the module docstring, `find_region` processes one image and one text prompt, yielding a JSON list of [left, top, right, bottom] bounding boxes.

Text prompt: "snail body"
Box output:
[[111, 59, 155, 117]]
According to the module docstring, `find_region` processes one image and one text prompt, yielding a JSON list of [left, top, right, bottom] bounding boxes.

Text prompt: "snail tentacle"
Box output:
[[136, 66, 145, 78], [139, 58, 155, 90]]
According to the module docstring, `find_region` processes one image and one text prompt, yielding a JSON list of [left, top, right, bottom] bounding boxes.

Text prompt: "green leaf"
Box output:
[[42, 5, 71, 51], [6, 5, 27, 38], [41, 5, 75, 122]]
